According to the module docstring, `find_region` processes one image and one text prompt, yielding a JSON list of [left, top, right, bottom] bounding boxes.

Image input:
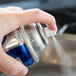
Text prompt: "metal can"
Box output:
[[2, 23, 49, 67]]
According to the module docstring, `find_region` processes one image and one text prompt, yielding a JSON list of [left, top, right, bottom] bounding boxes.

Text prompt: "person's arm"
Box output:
[[0, 6, 57, 75]]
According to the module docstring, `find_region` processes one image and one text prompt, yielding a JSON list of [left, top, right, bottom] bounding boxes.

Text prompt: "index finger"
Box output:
[[18, 9, 57, 31], [0, 8, 57, 37]]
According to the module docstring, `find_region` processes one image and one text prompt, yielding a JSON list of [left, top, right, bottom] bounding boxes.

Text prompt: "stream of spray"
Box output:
[[52, 36, 76, 76]]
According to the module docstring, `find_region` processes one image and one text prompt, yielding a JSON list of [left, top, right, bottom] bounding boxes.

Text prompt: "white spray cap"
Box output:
[[44, 27, 57, 38]]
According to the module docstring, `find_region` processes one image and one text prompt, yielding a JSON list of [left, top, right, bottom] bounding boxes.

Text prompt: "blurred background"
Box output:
[[0, 0, 76, 76]]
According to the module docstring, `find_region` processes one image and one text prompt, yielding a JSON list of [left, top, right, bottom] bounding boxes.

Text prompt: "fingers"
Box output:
[[0, 8, 57, 37], [0, 47, 28, 75], [0, 7, 23, 37], [5, 6, 23, 11], [7, 8, 57, 33], [18, 8, 57, 31]]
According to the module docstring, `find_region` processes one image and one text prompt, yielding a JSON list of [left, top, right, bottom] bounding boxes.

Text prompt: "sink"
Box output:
[[0, 34, 76, 76], [26, 64, 63, 76], [26, 34, 76, 76]]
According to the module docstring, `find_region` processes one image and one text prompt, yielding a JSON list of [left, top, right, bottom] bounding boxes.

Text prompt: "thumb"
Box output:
[[0, 47, 28, 75]]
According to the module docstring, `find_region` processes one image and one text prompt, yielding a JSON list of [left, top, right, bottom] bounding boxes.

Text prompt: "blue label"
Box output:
[[6, 44, 34, 67]]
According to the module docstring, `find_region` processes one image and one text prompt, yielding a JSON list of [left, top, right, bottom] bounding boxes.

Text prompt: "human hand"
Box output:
[[0, 6, 57, 75]]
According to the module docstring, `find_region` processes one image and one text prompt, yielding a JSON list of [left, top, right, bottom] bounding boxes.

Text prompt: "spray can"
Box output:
[[2, 23, 56, 67]]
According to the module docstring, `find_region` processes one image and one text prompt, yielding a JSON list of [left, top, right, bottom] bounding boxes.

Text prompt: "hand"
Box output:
[[0, 6, 57, 75]]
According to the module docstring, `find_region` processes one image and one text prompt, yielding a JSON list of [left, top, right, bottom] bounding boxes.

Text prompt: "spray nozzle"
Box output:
[[44, 27, 57, 38]]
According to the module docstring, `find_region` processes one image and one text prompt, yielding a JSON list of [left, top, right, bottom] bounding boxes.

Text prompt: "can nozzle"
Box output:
[[44, 27, 57, 38]]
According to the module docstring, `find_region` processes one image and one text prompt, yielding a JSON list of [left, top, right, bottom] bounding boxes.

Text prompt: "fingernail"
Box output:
[[54, 25, 57, 32], [48, 25, 57, 32], [52, 25, 57, 31], [18, 68, 28, 75]]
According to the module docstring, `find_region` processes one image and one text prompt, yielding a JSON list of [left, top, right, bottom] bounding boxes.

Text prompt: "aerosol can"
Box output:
[[2, 23, 56, 67]]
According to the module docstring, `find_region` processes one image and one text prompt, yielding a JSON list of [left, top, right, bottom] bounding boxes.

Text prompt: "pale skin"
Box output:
[[0, 6, 57, 75]]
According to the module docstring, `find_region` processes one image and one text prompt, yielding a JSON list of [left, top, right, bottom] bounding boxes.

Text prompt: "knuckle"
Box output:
[[7, 6, 23, 11], [14, 7, 23, 11], [6, 6, 15, 8], [8, 6, 16, 8], [33, 8, 41, 15]]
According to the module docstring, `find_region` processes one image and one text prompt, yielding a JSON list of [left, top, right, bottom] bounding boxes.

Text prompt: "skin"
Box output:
[[0, 6, 57, 75]]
